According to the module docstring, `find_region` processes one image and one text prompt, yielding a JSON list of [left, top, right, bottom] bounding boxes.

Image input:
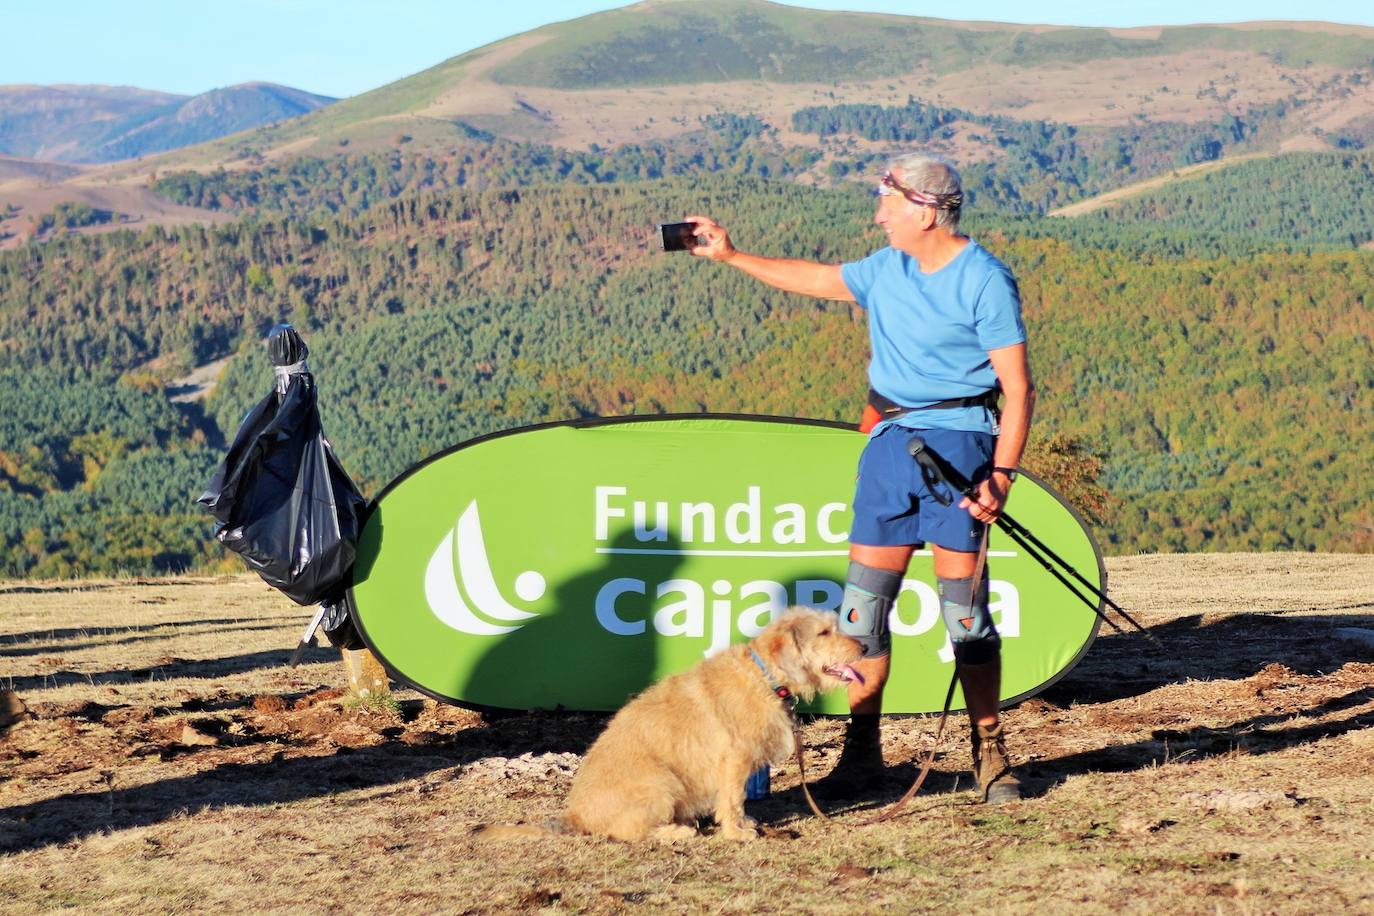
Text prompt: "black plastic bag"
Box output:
[[321, 597, 364, 650], [198, 325, 366, 606]]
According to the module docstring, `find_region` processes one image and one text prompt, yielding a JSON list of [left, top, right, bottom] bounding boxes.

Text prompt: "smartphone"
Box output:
[[657, 221, 699, 252]]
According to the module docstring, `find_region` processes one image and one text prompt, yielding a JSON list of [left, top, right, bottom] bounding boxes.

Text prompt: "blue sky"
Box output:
[[6, 1, 1372, 99]]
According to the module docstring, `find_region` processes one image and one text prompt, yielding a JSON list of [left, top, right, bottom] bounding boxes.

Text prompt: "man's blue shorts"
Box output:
[[849, 425, 995, 552]]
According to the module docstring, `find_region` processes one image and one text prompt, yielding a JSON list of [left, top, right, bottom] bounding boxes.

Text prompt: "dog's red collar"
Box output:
[[749, 648, 798, 712]]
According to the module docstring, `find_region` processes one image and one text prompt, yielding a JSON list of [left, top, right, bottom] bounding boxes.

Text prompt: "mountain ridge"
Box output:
[[71, 1, 1374, 183], [0, 82, 336, 163], [4, 2, 1374, 246]]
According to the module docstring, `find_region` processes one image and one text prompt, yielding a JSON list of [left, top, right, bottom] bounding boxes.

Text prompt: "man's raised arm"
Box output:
[[685, 215, 854, 302]]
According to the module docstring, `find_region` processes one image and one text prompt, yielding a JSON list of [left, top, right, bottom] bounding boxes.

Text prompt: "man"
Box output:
[[686, 152, 1034, 804]]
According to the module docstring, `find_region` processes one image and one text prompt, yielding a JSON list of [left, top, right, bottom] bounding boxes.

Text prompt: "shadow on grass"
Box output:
[[762, 612, 1374, 820], [1, 622, 288, 659], [1041, 611, 1374, 707], [5, 646, 338, 692], [773, 689, 1374, 824], [1021, 685, 1374, 793], [0, 583, 122, 596], [1, 616, 290, 648], [0, 711, 604, 855], [0, 579, 220, 597], [8, 611, 1371, 847]]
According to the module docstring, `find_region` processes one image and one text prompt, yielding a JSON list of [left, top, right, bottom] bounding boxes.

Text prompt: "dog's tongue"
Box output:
[[826, 664, 866, 685]]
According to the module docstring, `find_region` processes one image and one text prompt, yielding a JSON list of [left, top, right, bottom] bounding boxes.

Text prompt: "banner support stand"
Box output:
[[341, 649, 391, 702]]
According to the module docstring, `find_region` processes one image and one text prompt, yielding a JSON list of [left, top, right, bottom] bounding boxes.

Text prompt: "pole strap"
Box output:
[[906, 436, 1161, 647]]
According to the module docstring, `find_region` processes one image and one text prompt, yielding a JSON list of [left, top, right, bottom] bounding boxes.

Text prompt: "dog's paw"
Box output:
[[651, 824, 699, 843], [719, 822, 759, 843]]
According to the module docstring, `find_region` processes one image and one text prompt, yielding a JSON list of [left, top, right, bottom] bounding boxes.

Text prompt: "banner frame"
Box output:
[[344, 412, 1105, 716]]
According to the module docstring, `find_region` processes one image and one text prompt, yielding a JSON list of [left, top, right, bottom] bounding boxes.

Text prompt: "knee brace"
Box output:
[[838, 561, 903, 659], [938, 573, 1000, 665]]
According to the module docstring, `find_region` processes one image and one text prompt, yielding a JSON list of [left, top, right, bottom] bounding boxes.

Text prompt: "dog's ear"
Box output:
[[769, 612, 807, 670], [757, 622, 789, 663], [766, 610, 848, 702]]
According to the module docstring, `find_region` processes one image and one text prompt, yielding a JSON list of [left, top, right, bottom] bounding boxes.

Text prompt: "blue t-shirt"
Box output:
[[841, 240, 1025, 434]]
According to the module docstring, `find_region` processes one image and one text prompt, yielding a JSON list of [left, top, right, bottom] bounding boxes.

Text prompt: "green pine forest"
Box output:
[[2, 121, 1372, 577], [1082, 150, 1374, 245], [150, 96, 1319, 220]]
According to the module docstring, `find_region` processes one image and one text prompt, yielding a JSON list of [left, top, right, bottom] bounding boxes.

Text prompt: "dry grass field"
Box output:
[[3, 553, 1373, 914], [0, 178, 234, 252]]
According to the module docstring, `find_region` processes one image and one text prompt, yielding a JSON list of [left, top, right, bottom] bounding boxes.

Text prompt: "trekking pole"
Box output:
[[906, 438, 1162, 648], [993, 522, 1128, 637], [991, 510, 1159, 643]]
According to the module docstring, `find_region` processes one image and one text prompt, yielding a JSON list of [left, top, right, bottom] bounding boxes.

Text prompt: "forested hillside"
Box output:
[[5, 3, 1373, 581], [145, 99, 1301, 224], [794, 97, 1303, 209], [1079, 150, 1374, 246], [0, 368, 221, 575], [1, 176, 1369, 576], [113, 0, 1370, 171], [150, 116, 820, 218]]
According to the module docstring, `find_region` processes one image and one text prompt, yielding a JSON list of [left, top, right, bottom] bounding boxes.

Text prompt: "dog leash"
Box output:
[[750, 648, 831, 821], [860, 521, 988, 826], [792, 723, 831, 821], [860, 666, 959, 825], [746, 605, 957, 825], [791, 725, 829, 818]]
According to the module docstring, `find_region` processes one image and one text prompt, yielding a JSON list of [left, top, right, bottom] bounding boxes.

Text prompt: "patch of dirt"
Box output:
[[1182, 789, 1300, 813], [1048, 153, 1275, 217], [166, 354, 234, 404], [0, 181, 233, 251], [0, 155, 85, 184]]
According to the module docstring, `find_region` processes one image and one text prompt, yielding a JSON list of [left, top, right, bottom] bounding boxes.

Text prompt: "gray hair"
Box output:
[[887, 152, 963, 230]]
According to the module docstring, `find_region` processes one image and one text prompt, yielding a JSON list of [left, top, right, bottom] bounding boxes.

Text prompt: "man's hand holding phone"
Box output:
[[664, 214, 850, 300], [683, 215, 734, 262], [656, 216, 734, 261], [656, 221, 698, 252]]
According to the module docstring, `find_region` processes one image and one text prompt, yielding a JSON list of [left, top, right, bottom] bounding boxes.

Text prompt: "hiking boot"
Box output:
[[971, 720, 1022, 804], [811, 717, 886, 800]]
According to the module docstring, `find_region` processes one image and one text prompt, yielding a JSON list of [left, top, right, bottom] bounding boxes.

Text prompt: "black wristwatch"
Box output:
[[992, 466, 1019, 481]]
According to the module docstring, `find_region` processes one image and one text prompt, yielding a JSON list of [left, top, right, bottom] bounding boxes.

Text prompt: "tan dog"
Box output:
[[479, 607, 863, 842]]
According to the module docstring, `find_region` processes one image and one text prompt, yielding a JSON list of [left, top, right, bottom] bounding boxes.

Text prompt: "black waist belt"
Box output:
[[868, 387, 1000, 422]]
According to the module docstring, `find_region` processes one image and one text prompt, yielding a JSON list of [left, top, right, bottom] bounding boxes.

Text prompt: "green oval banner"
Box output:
[[347, 415, 1103, 714]]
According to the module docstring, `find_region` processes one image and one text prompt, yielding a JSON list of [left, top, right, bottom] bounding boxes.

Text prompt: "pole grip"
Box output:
[[906, 436, 977, 498]]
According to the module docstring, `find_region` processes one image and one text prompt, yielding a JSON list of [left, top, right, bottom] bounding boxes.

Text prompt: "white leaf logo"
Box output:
[[424, 500, 545, 635]]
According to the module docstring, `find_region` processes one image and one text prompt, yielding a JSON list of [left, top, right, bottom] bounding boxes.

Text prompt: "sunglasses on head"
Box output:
[[876, 171, 963, 211]]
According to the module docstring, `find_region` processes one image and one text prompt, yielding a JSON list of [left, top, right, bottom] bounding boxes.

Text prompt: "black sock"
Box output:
[[848, 714, 880, 737]]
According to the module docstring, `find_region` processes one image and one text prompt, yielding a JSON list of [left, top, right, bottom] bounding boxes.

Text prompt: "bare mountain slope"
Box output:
[[0, 82, 335, 163], [127, 0, 1374, 160], [9, 0, 1374, 235]]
